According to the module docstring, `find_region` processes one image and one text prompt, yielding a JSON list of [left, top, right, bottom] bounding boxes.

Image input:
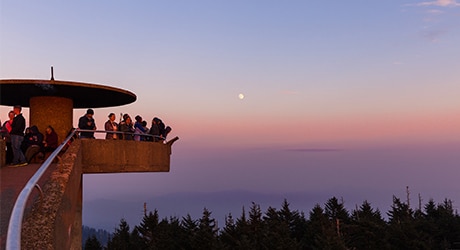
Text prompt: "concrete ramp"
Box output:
[[3, 137, 177, 249]]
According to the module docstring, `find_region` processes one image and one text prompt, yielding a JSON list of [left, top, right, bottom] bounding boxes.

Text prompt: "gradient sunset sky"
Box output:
[[1, 1, 459, 228]]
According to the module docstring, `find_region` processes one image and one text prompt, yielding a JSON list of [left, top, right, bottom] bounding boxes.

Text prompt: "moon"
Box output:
[[238, 93, 245, 100]]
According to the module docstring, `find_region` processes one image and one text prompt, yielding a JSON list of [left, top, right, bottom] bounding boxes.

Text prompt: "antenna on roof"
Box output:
[[50, 66, 55, 80]]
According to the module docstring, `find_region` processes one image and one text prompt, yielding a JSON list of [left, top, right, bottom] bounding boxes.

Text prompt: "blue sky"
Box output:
[[1, 0, 459, 230]]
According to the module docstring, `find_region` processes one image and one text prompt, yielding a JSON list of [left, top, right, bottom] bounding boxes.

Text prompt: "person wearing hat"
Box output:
[[9, 105, 27, 166], [78, 109, 96, 139], [104, 113, 118, 139]]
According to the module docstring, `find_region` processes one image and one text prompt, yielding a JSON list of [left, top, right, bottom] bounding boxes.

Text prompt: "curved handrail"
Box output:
[[6, 129, 78, 250], [5, 128, 177, 249], [75, 129, 167, 141]]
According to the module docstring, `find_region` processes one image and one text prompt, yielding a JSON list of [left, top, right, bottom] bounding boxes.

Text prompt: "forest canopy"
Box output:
[[85, 195, 460, 250]]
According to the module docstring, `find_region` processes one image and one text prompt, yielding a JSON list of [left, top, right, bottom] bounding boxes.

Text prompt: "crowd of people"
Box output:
[[78, 109, 172, 142], [0, 107, 172, 167], [0, 105, 59, 167]]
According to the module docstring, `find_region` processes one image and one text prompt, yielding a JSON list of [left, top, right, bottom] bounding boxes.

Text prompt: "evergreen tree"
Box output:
[[181, 214, 197, 249], [307, 204, 345, 249], [247, 202, 265, 249], [234, 206, 252, 249], [263, 206, 299, 249], [84, 235, 102, 250], [194, 208, 219, 250], [348, 200, 388, 249], [386, 196, 425, 249], [324, 197, 350, 233], [152, 218, 173, 250], [420, 199, 460, 249], [130, 227, 146, 250], [164, 216, 187, 250], [136, 210, 160, 248], [220, 213, 239, 249], [278, 199, 306, 244], [107, 218, 132, 250]]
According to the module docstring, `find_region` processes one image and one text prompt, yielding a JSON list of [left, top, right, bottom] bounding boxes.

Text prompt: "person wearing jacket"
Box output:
[[78, 109, 96, 139], [10, 105, 27, 166], [1, 110, 15, 164]]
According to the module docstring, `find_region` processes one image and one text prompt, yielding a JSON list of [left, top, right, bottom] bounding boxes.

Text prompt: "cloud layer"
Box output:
[[414, 0, 460, 7]]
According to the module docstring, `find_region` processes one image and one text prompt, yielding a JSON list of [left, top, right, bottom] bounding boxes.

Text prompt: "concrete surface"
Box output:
[[81, 138, 178, 173], [30, 96, 74, 145], [2, 137, 178, 249], [0, 139, 5, 168], [0, 163, 57, 249]]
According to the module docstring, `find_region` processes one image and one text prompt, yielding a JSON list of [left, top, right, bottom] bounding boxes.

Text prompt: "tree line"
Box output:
[[84, 195, 460, 249]]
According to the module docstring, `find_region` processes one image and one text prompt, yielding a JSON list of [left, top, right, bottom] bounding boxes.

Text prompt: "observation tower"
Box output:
[[0, 70, 178, 249]]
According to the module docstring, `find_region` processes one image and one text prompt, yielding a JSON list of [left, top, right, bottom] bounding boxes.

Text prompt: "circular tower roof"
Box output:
[[0, 79, 136, 108]]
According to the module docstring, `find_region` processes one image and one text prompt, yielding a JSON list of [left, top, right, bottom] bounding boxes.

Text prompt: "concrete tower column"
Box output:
[[29, 96, 73, 144]]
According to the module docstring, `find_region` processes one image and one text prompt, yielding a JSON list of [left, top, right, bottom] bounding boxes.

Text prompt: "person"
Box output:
[[119, 114, 134, 140], [22, 125, 44, 163], [10, 105, 27, 166], [149, 118, 160, 142], [1, 111, 15, 164], [104, 113, 118, 139], [133, 115, 148, 141], [78, 109, 96, 139], [153, 117, 172, 140], [43, 125, 58, 152], [21, 126, 44, 153], [141, 120, 149, 141]]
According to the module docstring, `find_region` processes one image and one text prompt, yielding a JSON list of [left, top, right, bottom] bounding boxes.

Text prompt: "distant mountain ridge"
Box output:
[[82, 225, 111, 247], [83, 189, 390, 231]]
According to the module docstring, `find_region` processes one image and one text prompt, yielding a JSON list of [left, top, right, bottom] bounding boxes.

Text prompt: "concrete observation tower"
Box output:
[[0, 75, 136, 143], [0, 72, 178, 249]]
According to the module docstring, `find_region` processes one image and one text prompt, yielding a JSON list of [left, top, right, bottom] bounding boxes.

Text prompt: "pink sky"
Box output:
[[1, 0, 459, 229]]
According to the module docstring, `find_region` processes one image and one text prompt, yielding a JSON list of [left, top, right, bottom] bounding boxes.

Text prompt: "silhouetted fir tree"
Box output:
[[246, 202, 266, 249], [194, 208, 219, 250], [164, 216, 187, 250], [136, 210, 160, 249], [409, 199, 436, 248], [324, 197, 350, 230], [130, 227, 146, 250], [148, 218, 172, 250], [420, 199, 460, 249], [263, 206, 299, 249], [307, 204, 346, 250], [84, 235, 102, 250], [437, 199, 460, 246], [278, 199, 306, 244], [107, 218, 132, 250], [234, 206, 252, 249], [325, 197, 350, 248], [297, 211, 312, 249], [386, 196, 426, 249], [348, 200, 389, 249], [220, 213, 239, 249], [181, 214, 197, 249]]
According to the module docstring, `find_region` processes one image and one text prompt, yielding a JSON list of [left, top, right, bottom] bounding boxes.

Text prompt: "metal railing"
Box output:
[[6, 129, 78, 250], [76, 129, 167, 141], [6, 128, 174, 249]]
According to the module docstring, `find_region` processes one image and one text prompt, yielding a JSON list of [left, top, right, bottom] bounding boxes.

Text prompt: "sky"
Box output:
[[1, 1, 459, 230]]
